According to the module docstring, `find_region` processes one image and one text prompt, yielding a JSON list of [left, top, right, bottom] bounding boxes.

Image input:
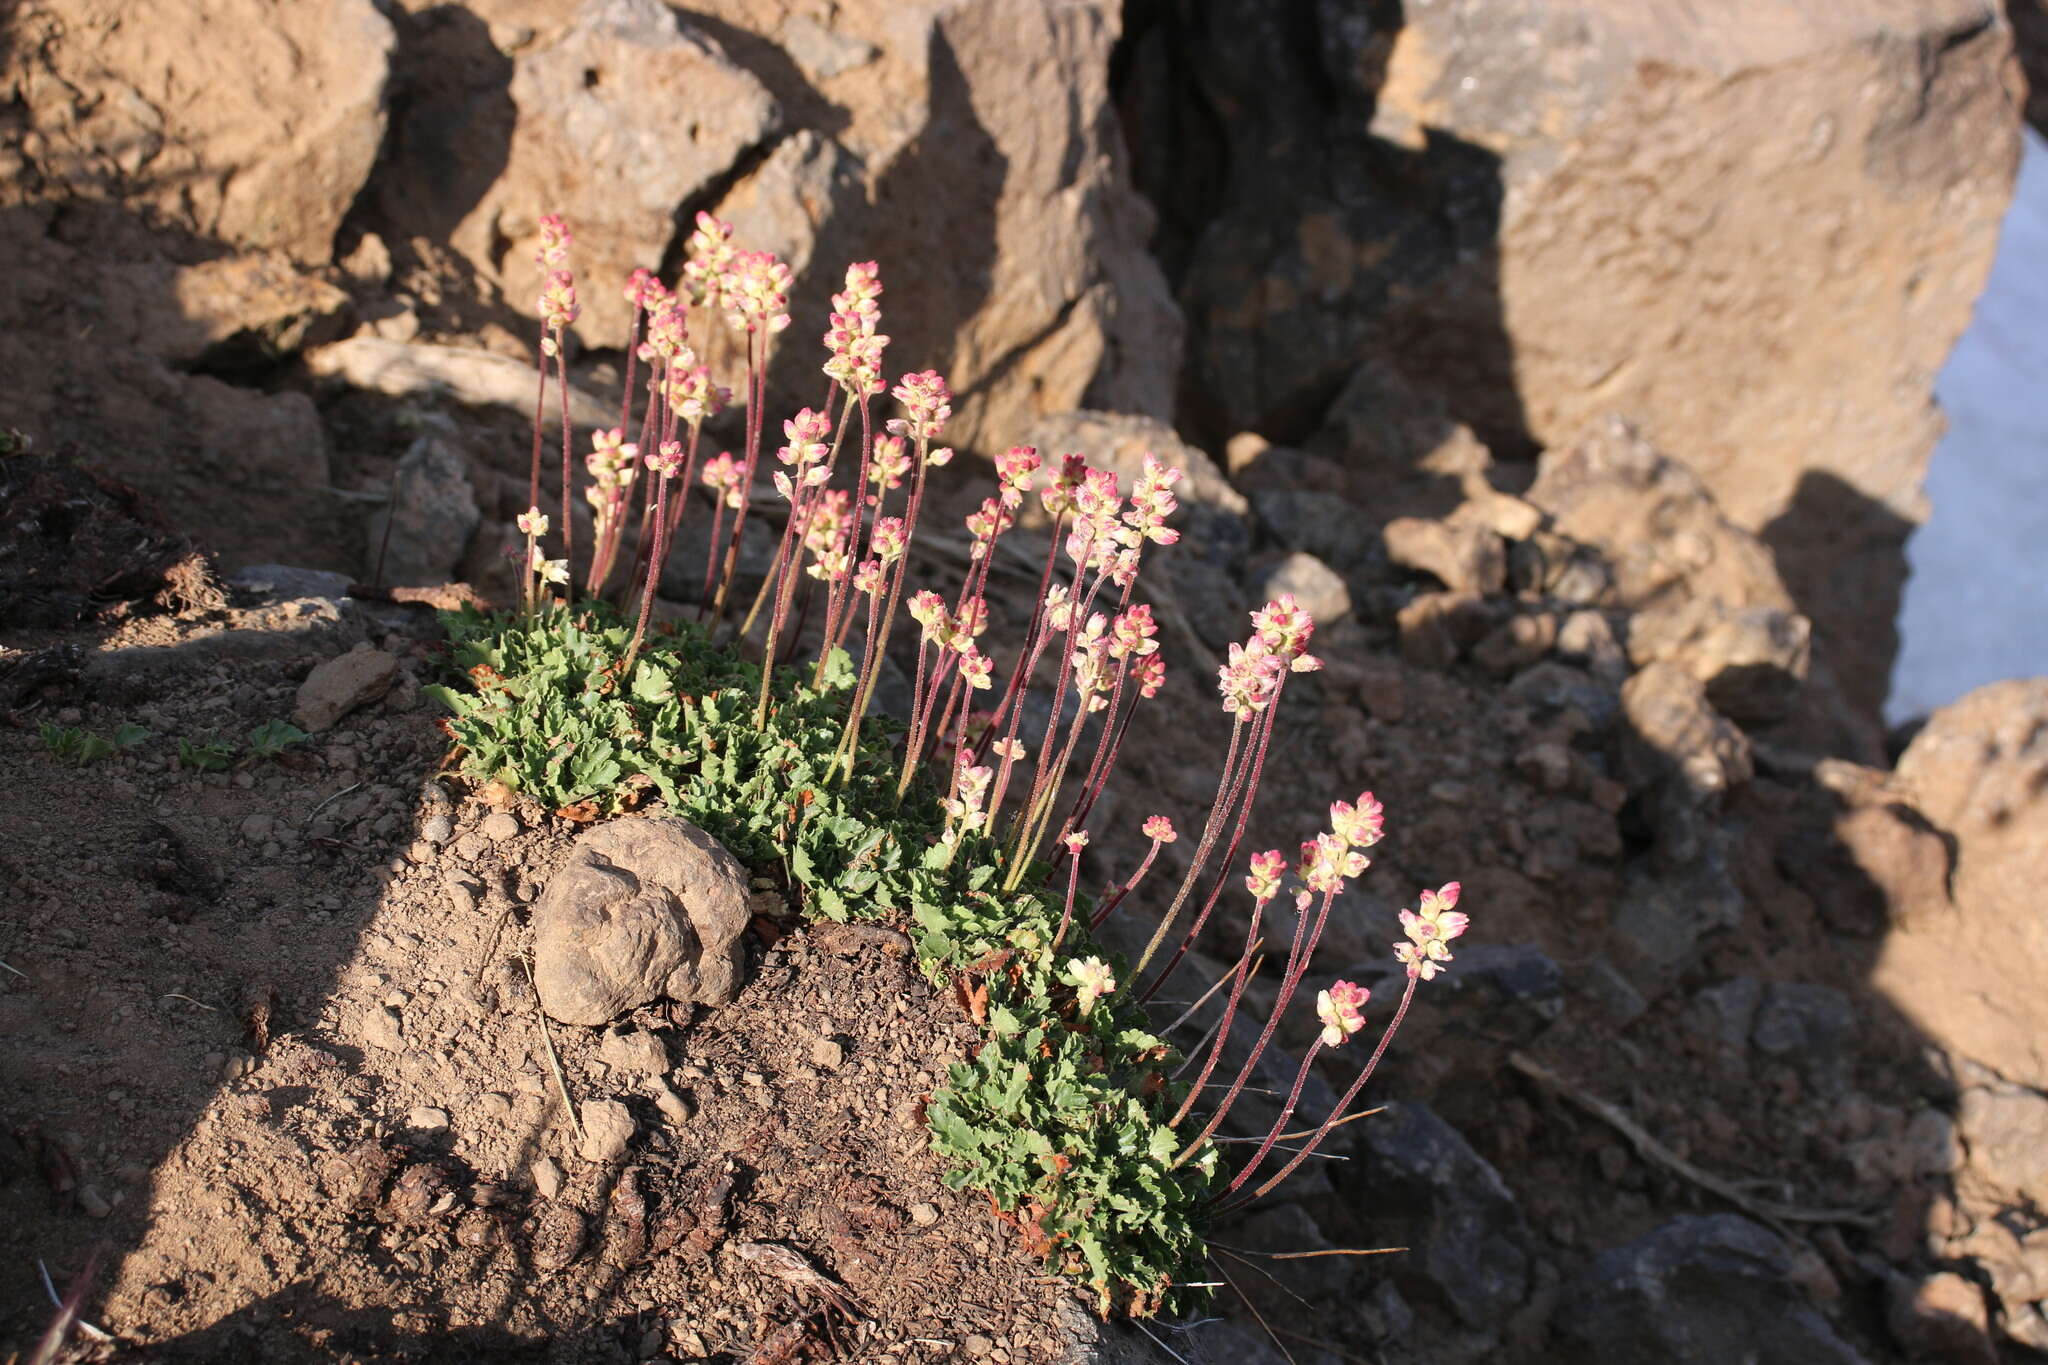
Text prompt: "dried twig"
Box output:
[[0, 958, 27, 980], [524, 959, 585, 1145], [303, 781, 362, 827], [1508, 1050, 1880, 1231]]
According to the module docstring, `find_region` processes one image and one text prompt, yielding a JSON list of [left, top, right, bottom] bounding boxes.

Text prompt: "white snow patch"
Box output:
[[1889, 125, 2048, 724]]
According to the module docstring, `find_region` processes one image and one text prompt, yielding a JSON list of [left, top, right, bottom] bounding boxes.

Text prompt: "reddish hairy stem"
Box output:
[[1138, 701, 1282, 1003], [1129, 716, 1248, 978], [1218, 973, 1418, 1212], [1090, 836, 1162, 929], [1173, 888, 1333, 1158], [1167, 896, 1267, 1129]]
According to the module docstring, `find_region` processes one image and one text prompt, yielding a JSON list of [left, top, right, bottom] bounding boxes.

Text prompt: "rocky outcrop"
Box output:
[[373, 0, 781, 348], [1872, 679, 2048, 1090], [1121, 0, 2020, 729], [4, 0, 395, 260]]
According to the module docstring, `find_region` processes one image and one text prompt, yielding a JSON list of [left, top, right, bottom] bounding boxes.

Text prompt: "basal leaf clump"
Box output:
[[428, 212, 1472, 1314], [433, 601, 1209, 1305]]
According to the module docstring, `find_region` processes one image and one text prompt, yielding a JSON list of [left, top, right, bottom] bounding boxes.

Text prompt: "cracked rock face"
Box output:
[[531, 817, 750, 1026]]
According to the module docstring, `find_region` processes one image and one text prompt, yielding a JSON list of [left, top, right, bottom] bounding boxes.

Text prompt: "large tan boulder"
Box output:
[[5, 0, 394, 260], [1126, 0, 2019, 723], [696, 0, 1180, 449], [1872, 679, 2048, 1088]]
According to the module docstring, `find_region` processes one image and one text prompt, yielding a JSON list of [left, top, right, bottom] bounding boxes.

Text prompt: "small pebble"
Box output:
[[531, 1156, 564, 1200], [910, 1202, 940, 1227], [810, 1036, 846, 1070], [420, 813, 454, 845], [479, 812, 520, 842], [408, 1106, 450, 1131], [78, 1185, 112, 1219]]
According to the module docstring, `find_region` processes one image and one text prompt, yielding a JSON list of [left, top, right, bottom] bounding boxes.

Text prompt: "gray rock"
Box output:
[[578, 1098, 636, 1164], [1345, 944, 1564, 1048], [1248, 488, 1380, 573], [599, 1027, 670, 1076], [659, 496, 778, 605], [1249, 552, 1351, 627], [1751, 983, 1855, 1096], [1383, 516, 1507, 594], [1620, 660, 1752, 840], [1695, 977, 1763, 1053], [228, 564, 354, 602], [305, 338, 617, 428], [294, 644, 400, 732], [1555, 609, 1630, 683], [1553, 1214, 1868, 1364], [1609, 837, 1745, 998], [779, 13, 876, 81], [530, 817, 750, 1026], [1506, 661, 1621, 734], [1957, 1083, 2048, 1209], [1396, 589, 1494, 672], [1344, 1100, 1532, 1331], [365, 433, 480, 588], [1628, 599, 1812, 725], [1582, 957, 1648, 1026], [184, 376, 331, 493]]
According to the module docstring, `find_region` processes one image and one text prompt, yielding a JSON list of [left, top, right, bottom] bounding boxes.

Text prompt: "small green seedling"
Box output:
[[245, 719, 311, 757], [177, 735, 237, 772], [112, 723, 154, 751], [39, 724, 115, 766]]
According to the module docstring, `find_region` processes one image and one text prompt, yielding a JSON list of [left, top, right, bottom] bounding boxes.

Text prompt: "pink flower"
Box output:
[[1064, 957, 1116, 1015], [1142, 815, 1177, 844], [1244, 849, 1287, 904], [887, 370, 952, 445], [1395, 881, 1468, 980], [1330, 793, 1385, 848], [868, 436, 911, 494], [537, 269, 580, 333], [908, 590, 947, 630], [1316, 980, 1371, 1047], [1133, 653, 1166, 699], [870, 516, 907, 564], [1252, 594, 1315, 658], [1217, 639, 1285, 717], [1299, 831, 1366, 895], [1109, 604, 1159, 659], [646, 440, 685, 478], [958, 646, 994, 691], [535, 214, 572, 268], [721, 249, 794, 334], [699, 451, 744, 509], [1063, 830, 1090, 853], [622, 266, 662, 309], [516, 506, 549, 537], [681, 212, 735, 310]]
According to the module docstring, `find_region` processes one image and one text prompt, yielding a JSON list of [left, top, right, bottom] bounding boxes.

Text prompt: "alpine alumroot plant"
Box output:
[[431, 211, 1471, 1314]]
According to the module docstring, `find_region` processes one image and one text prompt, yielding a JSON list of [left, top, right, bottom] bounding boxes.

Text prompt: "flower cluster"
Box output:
[[537, 270, 579, 340], [772, 407, 833, 502], [888, 369, 952, 447], [1316, 980, 1370, 1047], [667, 364, 728, 425], [823, 261, 889, 397], [1394, 881, 1469, 980], [700, 452, 745, 510], [722, 249, 794, 335], [535, 214, 572, 268], [681, 211, 735, 311]]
